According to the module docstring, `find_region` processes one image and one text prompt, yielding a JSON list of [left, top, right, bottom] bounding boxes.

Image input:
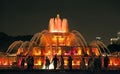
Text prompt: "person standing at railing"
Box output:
[[52, 54, 59, 70], [60, 55, 64, 71], [45, 56, 50, 69], [80, 57, 86, 70], [68, 56, 73, 70], [104, 55, 109, 70]]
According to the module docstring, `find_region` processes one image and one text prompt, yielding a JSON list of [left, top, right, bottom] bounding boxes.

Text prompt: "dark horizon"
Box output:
[[0, 0, 120, 45]]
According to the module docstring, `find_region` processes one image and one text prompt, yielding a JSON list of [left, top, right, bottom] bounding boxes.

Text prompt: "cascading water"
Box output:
[[1, 14, 118, 70], [90, 40, 111, 56]]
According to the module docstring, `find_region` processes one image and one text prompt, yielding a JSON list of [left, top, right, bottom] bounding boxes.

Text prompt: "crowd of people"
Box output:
[[20, 56, 34, 70], [20, 54, 110, 71], [45, 54, 73, 70]]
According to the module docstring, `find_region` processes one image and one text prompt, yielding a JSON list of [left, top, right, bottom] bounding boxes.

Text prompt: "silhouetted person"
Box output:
[[98, 56, 102, 71], [26, 56, 31, 69], [68, 56, 73, 70], [94, 56, 102, 71], [52, 54, 59, 70], [60, 55, 64, 71], [80, 57, 86, 70], [45, 57, 50, 69], [26, 56, 34, 69], [30, 56, 34, 69], [21, 58, 25, 69], [88, 57, 94, 71], [104, 55, 109, 70]]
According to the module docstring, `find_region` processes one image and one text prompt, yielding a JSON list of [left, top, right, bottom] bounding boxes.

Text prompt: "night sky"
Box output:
[[0, 0, 120, 45]]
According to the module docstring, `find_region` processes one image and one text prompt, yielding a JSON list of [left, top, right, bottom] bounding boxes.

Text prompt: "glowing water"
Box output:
[[49, 14, 68, 33], [90, 40, 110, 55], [6, 41, 23, 54], [0, 14, 116, 69]]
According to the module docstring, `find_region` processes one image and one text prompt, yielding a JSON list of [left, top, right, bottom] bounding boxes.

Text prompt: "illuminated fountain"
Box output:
[[27, 14, 88, 69], [0, 14, 120, 69]]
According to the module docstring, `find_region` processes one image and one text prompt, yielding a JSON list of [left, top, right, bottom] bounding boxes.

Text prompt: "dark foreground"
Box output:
[[0, 69, 120, 74]]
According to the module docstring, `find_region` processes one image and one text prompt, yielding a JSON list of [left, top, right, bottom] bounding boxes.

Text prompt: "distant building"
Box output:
[[117, 32, 120, 39], [96, 36, 104, 42], [96, 36, 101, 40], [110, 32, 120, 44]]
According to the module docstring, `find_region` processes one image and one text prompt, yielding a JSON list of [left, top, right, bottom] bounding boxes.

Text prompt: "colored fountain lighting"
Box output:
[[49, 14, 68, 33], [64, 60, 68, 66], [35, 60, 42, 66], [0, 14, 120, 70], [49, 63, 54, 69], [56, 47, 62, 55], [32, 47, 41, 56]]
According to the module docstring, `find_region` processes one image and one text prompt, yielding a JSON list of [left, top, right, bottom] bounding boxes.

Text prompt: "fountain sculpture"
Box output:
[[0, 14, 119, 69]]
